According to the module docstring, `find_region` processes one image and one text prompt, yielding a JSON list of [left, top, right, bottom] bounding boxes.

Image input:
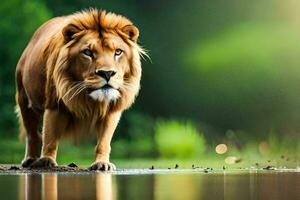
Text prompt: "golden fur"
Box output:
[[15, 9, 146, 170]]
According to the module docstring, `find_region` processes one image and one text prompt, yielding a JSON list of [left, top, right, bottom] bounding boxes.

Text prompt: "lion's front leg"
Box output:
[[90, 111, 122, 171], [31, 110, 67, 168]]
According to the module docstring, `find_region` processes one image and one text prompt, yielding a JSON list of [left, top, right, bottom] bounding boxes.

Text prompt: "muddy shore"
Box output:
[[0, 164, 299, 175]]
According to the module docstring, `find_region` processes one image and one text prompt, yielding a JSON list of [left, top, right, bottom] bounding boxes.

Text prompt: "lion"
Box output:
[[15, 9, 146, 170]]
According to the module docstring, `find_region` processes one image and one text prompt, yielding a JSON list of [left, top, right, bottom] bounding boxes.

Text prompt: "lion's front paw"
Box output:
[[30, 157, 57, 168], [89, 161, 116, 171], [21, 157, 38, 168]]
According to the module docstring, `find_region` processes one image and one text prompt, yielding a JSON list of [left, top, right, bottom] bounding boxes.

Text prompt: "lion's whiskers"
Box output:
[[121, 82, 135, 91], [61, 81, 82, 100], [67, 82, 87, 102]]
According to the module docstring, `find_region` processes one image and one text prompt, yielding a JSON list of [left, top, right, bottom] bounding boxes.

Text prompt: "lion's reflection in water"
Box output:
[[18, 173, 115, 200]]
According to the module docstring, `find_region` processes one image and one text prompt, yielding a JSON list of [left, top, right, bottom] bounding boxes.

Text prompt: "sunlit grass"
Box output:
[[186, 22, 300, 70], [154, 120, 206, 158], [0, 137, 298, 169]]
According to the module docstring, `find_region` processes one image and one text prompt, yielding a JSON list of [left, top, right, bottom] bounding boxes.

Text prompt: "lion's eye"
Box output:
[[115, 49, 123, 57], [83, 49, 94, 58]]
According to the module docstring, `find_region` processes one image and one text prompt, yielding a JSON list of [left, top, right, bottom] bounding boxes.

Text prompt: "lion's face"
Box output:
[[67, 31, 134, 102], [51, 11, 145, 117]]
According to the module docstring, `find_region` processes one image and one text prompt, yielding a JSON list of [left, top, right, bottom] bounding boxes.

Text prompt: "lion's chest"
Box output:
[[65, 116, 101, 136]]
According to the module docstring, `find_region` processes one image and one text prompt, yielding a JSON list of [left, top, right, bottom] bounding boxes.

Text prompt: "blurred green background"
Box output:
[[0, 0, 299, 168]]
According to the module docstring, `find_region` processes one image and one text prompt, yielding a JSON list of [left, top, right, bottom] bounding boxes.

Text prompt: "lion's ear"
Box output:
[[122, 25, 139, 42], [62, 24, 81, 43]]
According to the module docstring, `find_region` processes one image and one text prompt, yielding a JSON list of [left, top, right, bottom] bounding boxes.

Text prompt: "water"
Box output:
[[0, 171, 299, 200]]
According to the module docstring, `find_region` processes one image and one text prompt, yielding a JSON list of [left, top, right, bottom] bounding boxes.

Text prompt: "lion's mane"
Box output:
[[43, 9, 146, 119]]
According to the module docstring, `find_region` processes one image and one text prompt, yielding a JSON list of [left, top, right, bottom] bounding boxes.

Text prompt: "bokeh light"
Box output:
[[259, 141, 271, 154], [225, 156, 241, 164], [215, 144, 228, 154]]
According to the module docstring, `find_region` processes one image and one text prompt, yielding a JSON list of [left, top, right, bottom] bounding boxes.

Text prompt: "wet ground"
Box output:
[[0, 165, 299, 200]]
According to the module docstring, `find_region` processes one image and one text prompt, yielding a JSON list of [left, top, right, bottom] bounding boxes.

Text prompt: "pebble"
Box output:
[[263, 165, 275, 170], [68, 163, 78, 168], [9, 166, 20, 170]]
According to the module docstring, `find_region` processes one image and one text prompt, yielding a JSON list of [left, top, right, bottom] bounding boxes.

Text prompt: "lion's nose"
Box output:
[[95, 70, 116, 81]]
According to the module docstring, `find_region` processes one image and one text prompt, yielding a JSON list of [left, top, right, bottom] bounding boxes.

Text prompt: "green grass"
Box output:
[[0, 137, 298, 169]]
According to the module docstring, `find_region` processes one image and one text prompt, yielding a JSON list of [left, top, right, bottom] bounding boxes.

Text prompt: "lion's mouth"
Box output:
[[87, 84, 120, 101], [87, 84, 114, 93], [101, 84, 113, 90]]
